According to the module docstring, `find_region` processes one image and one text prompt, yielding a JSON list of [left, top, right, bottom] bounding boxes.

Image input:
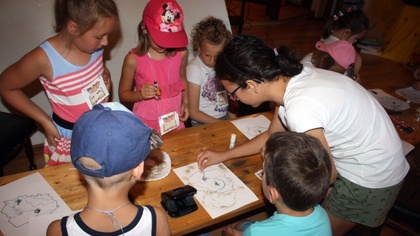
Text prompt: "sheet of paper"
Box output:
[[401, 140, 415, 156], [173, 163, 258, 219], [0, 172, 72, 236], [396, 87, 420, 104], [230, 115, 271, 140], [368, 89, 410, 111]]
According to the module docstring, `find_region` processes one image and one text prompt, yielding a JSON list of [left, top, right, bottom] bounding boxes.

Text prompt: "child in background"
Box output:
[[322, 7, 369, 44], [312, 40, 358, 81], [46, 102, 171, 236], [187, 16, 233, 126], [223, 132, 332, 236], [302, 7, 369, 81], [323, 7, 369, 78], [119, 0, 189, 134], [0, 0, 118, 166]]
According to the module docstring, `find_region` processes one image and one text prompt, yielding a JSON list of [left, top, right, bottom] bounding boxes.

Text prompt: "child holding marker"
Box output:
[[119, 0, 189, 135]]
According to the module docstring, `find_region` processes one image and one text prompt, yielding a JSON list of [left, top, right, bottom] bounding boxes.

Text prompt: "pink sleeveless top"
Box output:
[[131, 50, 185, 133]]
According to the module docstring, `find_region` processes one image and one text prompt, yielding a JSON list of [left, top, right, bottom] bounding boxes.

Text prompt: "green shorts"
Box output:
[[324, 175, 404, 227]]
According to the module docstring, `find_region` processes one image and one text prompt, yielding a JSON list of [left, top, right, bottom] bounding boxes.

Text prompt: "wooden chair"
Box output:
[[0, 112, 37, 176]]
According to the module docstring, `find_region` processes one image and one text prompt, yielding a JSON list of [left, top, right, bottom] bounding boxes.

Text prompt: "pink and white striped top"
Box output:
[[39, 41, 104, 123]]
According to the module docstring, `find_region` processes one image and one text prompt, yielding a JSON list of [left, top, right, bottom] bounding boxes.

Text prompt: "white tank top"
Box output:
[[60, 205, 156, 235]]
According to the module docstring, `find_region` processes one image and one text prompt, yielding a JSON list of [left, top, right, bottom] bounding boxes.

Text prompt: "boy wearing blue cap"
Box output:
[[47, 102, 170, 236]]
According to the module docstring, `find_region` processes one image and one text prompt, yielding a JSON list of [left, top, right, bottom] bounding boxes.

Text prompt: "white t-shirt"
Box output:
[[187, 55, 228, 120], [279, 66, 409, 188]]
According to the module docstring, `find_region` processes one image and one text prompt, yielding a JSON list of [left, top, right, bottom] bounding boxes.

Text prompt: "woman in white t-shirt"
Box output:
[[197, 35, 409, 236]]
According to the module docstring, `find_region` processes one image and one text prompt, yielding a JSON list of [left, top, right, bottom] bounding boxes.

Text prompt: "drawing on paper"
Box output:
[[246, 126, 268, 137], [174, 163, 258, 219], [230, 115, 270, 140], [0, 172, 72, 236], [1, 194, 60, 228]]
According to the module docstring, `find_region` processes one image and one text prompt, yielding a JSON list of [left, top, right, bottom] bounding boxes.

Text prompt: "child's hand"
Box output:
[[43, 121, 61, 147], [179, 102, 189, 121], [222, 224, 243, 236], [139, 84, 159, 100]]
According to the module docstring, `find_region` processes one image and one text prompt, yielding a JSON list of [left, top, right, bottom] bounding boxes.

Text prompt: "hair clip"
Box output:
[[333, 14, 339, 21], [338, 11, 344, 17], [346, 6, 356, 13], [273, 48, 279, 56]]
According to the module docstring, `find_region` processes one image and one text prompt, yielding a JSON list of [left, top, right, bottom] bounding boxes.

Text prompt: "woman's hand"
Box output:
[[197, 149, 227, 171]]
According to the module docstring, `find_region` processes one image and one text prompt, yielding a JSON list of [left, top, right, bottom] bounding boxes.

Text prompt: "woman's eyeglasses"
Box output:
[[227, 85, 241, 100]]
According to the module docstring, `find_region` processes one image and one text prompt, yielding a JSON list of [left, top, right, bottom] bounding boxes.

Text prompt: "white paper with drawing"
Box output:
[[173, 163, 258, 219], [0, 172, 71, 236], [230, 115, 271, 140]]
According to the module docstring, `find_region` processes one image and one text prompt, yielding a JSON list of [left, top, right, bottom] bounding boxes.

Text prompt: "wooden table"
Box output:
[[1, 54, 419, 235], [0, 112, 273, 236]]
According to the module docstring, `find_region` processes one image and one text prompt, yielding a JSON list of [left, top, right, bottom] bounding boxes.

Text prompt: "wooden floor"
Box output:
[[4, 2, 419, 236]]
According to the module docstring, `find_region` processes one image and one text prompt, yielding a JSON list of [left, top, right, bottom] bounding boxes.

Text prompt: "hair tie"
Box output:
[[346, 5, 356, 13], [273, 48, 279, 56]]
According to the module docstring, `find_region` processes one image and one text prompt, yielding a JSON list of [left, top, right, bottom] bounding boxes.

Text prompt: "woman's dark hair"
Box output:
[[215, 35, 302, 88]]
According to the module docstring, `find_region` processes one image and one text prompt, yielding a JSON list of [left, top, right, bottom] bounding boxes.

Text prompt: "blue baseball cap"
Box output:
[[71, 102, 152, 178]]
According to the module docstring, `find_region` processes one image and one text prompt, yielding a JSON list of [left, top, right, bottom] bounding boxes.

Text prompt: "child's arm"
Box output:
[[119, 52, 157, 102], [103, 66, 112, 102], [46, 219, 62, 236], [353, 52, 363, 83], [188, 82, 222, 124], [179, 49, 189, 122], [154, 207, 171, 236], [0, 47, 60, 147], [222, 224, 244, 236]]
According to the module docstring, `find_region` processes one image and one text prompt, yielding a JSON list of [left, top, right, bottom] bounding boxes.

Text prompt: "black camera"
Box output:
[[161, 185, 198, 217]]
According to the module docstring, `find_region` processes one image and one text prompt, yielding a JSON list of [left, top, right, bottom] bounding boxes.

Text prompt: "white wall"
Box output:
[[0, 0, 231, 145]]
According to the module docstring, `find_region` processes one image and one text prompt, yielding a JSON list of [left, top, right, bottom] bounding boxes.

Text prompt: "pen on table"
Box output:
[[229, 134, 236, 149], [390, 116, 414, 133]]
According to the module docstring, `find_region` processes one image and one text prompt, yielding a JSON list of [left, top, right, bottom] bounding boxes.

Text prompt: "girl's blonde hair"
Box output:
[[54, 0, 119, 35], [191, 16, 232, 52]]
